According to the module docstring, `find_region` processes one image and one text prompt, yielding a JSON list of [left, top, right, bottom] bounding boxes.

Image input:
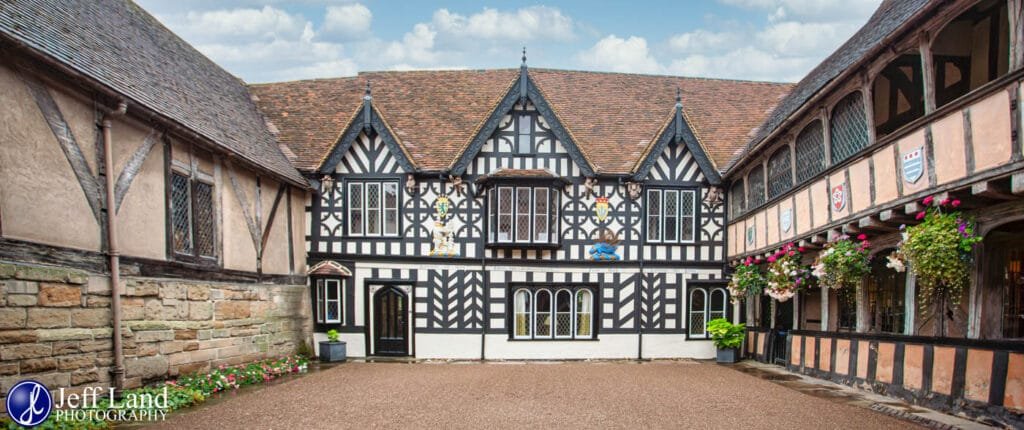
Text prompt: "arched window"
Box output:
[[513, 289, 532, 338], [873, 52, 924, 137], [830, 92, 870, 164], [729, 179, 745, 217], [746, 165, 765, 209], [767, 146, 793, 199], [555, 289, 573, 338], [985, 220, 1024, 338], [932, 0, 1009, 108], [710, 288, 728, 321], [575, 290, 592, 337], [535, 289, 552, 337], [794, 120, 826, 183], [689, 289, 707, 336], [866, 250, 906, 334]]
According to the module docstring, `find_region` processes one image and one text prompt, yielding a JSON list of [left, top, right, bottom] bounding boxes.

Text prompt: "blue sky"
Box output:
[[136, 0, 882, 83]]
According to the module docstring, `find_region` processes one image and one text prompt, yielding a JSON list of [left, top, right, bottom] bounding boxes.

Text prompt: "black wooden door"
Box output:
[[373, 287, 408, 356]]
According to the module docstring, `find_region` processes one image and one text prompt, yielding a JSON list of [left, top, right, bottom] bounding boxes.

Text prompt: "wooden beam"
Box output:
[[971, 180, 1016, 200], [842, 223, 861, 235], [1012, 172, 1024, 195], [827, 229, 844, 242], [114, 129, 161, 212], [905, 201, 925, 215], [811, 234, 828, 245], [259, 184, 287, 254], [798, 239, 821, 250], [879, 209, 911, 224], [858, 216, 898, 232]]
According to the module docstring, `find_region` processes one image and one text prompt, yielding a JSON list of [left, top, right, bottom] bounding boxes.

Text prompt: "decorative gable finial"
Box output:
[[362, 80, 373, 132], [673, 87, 684, 142], [519, 46, 529, 107]]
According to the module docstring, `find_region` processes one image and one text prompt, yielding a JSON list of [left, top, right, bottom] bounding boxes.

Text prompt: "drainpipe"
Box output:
[[102, 101, 128, 393]]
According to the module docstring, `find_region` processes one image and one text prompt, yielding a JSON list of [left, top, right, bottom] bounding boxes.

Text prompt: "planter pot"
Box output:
[[319, 341, 347, 362], [716, 347, 739, 364]]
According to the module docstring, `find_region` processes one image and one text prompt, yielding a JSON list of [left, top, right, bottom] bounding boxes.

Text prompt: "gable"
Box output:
[[317, 105, 415, 175], [450, 72, 595, 177], [646, 139, 705, 183], [335, 131, 406, 175], [465, 100, 585, 177], [633, 112, 721, 185]]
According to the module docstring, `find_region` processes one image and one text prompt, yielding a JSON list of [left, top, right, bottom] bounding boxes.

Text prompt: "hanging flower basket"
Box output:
[[764, 243, 813, 302], [812, 234, 870, 290], [895, 196, 981, 306], [727, 256, 766, 304]]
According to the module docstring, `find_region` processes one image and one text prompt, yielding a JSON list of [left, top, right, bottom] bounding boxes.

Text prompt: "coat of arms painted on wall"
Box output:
[[429, 195, 458, 257], [901, 146, 923, 184], [831, 183, 846, 212], [594, 196, 610, 223], [780, 208, 792, 233]]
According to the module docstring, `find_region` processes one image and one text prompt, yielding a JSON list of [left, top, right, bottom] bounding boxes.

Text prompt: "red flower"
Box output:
[[798, 247, 806, 252], [952, 199, 961, 208], [940, 198, 950, 206], [922, 196, 934, 205], [856, 234, 867, 241], [767, 256, 777, 263], [915, 211, 926, 220]]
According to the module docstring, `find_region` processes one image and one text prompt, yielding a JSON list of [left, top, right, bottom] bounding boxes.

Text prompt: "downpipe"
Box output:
[[101, 101, 128, 394]]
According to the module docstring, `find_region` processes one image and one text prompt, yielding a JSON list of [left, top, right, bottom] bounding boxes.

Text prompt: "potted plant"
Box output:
[[707, 318, 745, 363], [319, 329, 347, 362]]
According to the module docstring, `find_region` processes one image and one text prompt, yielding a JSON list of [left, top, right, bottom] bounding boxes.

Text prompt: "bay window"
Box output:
[[488, 185, 559, 246]]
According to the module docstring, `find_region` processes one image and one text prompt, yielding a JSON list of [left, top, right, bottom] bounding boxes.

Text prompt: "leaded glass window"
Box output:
[[488, 185, 559, 245], [346, 180, 400, 237], [830, 92, 870, 164], [508, 286, 595, 340], [170, 171, 216, 259], [689, 287, 728, 337], [647, 189, 697, 243], [795, 120, 826, 183], [747, 166, 765, 209], [517, 114, 532, 154], [767, 147, 792, 199], [315, 279, 343, 324], [729, 180, 745, 217], [170, 173, 192, 254]]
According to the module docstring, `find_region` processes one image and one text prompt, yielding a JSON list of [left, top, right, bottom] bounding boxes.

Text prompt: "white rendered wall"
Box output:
[[641, 334, 716, 359], [313, 332, 366, 357], [416, 334, 482, 359], [483, 334, 638, 360]]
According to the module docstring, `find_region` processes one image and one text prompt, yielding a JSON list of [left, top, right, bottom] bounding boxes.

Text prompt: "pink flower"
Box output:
[[798, 247, 806, 252], [856, 234, 867, 241], [940, 198, 950, 206], [952, 199, 961, 208], [915, 211, 926, 220], [923, 196, 934, 205], [767, 256, 777, 263]]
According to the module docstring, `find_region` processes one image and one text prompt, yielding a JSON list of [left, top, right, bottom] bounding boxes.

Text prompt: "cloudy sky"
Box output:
[[136, 0, 883, 84]]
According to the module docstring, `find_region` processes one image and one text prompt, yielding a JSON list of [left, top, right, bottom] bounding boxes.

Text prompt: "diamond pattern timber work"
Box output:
[[829, 92, 869, 164], [795, 120, 826, 183]]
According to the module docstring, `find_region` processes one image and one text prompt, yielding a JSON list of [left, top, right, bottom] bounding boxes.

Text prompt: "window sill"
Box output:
[[486, 243, 561, 250], [506, 338, 599, 342]]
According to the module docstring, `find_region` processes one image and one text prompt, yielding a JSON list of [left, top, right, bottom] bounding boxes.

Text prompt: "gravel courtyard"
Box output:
[[152, 360, 919, 429]]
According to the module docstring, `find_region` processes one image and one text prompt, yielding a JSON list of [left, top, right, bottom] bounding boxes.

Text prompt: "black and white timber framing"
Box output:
[[306, 66, 731, 359]]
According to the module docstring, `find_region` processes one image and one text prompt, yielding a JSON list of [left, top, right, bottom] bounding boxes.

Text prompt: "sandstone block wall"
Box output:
[[0, 260, 311, 395]]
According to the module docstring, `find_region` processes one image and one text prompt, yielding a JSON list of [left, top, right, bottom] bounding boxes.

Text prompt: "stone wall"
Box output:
[[0, 260, 311, 395]]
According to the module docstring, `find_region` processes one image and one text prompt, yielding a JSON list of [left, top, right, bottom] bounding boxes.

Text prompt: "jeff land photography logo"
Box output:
[[6, 380, 53, 427]]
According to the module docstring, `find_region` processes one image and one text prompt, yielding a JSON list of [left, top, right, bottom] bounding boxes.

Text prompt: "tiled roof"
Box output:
[[252, 69, 791, 175], [726, 0, 932, 174], [0, 0, 306, 186], [251, 70, 519, 172]]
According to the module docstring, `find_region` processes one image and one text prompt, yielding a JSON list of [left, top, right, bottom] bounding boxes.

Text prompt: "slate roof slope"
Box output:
[[252, 69, 791, 175], [0, 0, 306, 186], [726, 0, 932, 174]]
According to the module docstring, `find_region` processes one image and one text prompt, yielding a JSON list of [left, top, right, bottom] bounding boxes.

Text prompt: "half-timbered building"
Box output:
[[724, 0, 1024, 424], [252, 64, 791, 359]]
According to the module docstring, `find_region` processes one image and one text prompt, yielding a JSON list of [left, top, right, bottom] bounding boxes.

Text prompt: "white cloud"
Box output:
[[667, 29, 744, 54], [322, 3, 372, 38], [431, 6, 576, 43], [576, 35, 663, 74], [175, 6, 306, 43], [382, 23, 439, 65]]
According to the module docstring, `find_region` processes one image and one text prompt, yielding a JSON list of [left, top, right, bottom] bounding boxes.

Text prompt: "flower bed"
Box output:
[[1, 354, 309, 429]]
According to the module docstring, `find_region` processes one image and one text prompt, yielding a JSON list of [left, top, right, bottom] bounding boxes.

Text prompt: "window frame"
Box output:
[[167, 164, 217, 264], [315, 278, 344, 324], [686, 284, 730, 339], [507, 285, 598, 340], [344, 179, 402, 238], [486, 184, 560, 247], [645, 187, 698, 244]]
